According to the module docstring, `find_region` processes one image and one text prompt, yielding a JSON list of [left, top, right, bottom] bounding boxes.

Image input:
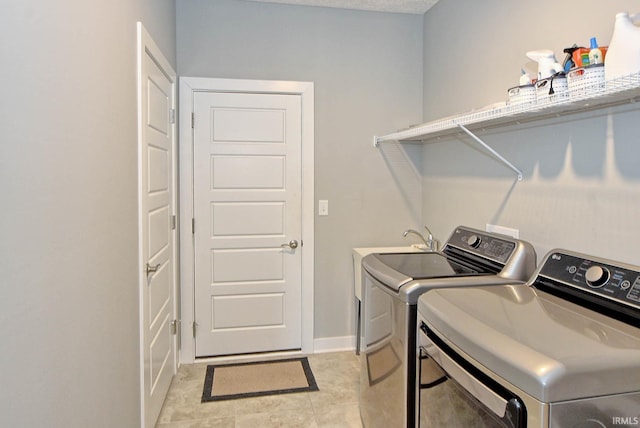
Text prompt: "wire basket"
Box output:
[[567, 64, 605, 97], [507, 84, 536, 105], [535, 74, 568, 104]]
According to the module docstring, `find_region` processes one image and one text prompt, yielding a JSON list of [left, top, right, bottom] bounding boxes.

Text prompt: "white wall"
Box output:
[[0, 1, 175, 427], [177, 0, 424, 341], [421, 0, 640, 265]]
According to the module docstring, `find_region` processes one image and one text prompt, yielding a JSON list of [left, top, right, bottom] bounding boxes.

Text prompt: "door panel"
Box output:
[[212, 202, 284, 236], [212, 248, 284, 282], [211, 155, 285, 188], [148, 146, 169, 192], [148, 206, 169, 257], [149, 263, 171, 320], [143, 53, 173, 415], [193, 91, 302, 357], [212, 293, 285, 328], [212, 108, 285, 142], [138, 23, 176, 428]]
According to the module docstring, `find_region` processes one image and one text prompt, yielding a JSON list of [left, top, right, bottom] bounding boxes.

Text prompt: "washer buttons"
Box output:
[[568, 266, 577, 274], [621, 280, 631, 290]]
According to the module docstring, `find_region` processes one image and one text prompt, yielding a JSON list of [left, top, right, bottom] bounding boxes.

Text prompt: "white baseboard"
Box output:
[[178, 336, 356, 365], [313, 335, 356, 354]]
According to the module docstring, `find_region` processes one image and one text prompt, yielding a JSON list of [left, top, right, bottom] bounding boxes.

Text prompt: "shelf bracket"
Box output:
[[456, 123, 523, 181]]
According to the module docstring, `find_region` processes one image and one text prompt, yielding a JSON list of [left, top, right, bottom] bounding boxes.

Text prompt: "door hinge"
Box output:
[[171, 215, 177, 230], [170, 108, 176, 124], [191, 112, 195, 129], [192, 321, 197, 338], [192, 218, 195, 234], [170, 319, 179, 335]]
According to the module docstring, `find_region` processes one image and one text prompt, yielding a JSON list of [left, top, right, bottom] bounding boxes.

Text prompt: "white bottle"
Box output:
[[605, 12, 640, 81], [588, 37, 603, 64]]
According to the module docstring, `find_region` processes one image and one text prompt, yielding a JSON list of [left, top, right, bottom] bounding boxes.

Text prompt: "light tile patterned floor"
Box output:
[[156, 352, 363, 428]]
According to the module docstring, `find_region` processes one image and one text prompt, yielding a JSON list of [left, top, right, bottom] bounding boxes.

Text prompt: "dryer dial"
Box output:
[[585, 265, 610, 288], [467, 235, 482, 248]]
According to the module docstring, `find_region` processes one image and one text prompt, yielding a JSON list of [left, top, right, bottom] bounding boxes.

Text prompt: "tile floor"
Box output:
[[156, 351, 363, 428]]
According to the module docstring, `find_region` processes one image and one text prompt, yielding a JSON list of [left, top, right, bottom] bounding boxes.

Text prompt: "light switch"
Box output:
[[319, 200, 329, 216]]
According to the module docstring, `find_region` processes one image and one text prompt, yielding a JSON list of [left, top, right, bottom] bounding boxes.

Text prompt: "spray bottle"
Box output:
[[526, 50, 564, 80]]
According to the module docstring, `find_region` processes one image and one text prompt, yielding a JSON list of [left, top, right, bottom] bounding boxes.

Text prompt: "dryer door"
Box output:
[[418, 321, 526, 428]]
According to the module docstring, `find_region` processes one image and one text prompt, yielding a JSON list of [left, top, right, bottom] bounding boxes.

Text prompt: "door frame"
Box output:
[[136, 22, 178, 428], [178, 77, 315, 363]]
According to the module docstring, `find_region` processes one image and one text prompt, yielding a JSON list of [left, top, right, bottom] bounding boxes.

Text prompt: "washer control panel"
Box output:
[[538, 251, 640, 311], [447, 227, 516, 263]]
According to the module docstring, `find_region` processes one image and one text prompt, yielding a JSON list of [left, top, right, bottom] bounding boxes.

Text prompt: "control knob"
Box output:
[[467, 235, 481, 248], [585, 265, 610, 288]]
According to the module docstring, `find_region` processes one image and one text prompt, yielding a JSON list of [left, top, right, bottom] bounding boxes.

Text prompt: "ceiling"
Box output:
[[243, 0, 440, 14]]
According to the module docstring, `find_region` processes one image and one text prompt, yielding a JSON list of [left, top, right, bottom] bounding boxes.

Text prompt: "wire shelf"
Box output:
[[375, 72, 640, 145]]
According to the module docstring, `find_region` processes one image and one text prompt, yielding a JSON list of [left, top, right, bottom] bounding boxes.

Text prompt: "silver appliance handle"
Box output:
[[421, 328, 508, 418]]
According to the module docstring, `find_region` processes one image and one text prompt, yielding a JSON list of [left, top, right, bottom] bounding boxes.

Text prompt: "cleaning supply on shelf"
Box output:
[[571, 47, 588, 67], [571, 46, 608, 68], [507, 69, 535, 105], [589, 37, 603, 64], [526, 50, 564, 80], [605, 12, 640, 81], [519, 69, 532, 85], [563, 45, 580, 71]]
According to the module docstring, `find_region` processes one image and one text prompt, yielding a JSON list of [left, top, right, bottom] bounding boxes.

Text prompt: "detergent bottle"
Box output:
[[526, 50, 564, 80], [605, 12, 640, 81]]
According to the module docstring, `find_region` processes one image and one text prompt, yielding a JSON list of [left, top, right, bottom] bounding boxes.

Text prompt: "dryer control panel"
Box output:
[[537, 251, 640, 322], [445, 227, 516, 263]]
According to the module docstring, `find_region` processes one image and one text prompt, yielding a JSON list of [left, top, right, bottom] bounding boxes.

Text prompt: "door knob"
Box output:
[[146, 262, 161, 275], [281, 240, 299, 249]]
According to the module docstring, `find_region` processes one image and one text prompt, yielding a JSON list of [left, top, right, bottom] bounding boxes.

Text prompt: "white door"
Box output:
[[137, 23, 177, 428], [193, 91, 302, 357]]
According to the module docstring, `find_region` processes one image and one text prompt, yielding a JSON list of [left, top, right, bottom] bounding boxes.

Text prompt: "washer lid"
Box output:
[[362, 252, 488, 292], [418, 285, 640, 402], [375, 252, 481, 279]]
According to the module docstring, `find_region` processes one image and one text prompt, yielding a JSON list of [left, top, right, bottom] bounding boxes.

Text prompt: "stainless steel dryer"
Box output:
[[359, 226, 536, 428], [417, 249, 640, 428]]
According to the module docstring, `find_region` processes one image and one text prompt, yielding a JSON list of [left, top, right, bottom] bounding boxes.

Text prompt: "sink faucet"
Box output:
[[403, 226, 440, 251]]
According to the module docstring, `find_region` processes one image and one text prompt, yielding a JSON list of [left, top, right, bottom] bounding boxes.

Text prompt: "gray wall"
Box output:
[[422, 0, 640, 264], [177, 0, 424, 340], [0, 1, 175, 427]]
